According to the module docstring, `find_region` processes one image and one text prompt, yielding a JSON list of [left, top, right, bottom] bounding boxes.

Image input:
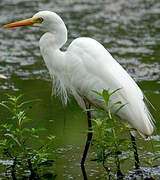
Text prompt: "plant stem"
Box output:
[[27, 159, 38, 179], [112, 126, 123, 179], [11, 157, 17, 180]]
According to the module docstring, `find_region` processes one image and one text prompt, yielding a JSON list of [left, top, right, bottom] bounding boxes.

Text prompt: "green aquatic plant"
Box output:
[[0, 94, 57, 179], [90, 89, 159, 179], [90, 89, 136, 178]]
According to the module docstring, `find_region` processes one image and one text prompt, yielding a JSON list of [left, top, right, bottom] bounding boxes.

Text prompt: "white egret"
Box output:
[[3, 11, 154, 168]]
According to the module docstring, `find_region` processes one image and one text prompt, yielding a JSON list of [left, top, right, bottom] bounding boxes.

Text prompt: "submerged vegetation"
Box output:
[[0, 94, 57, 179]]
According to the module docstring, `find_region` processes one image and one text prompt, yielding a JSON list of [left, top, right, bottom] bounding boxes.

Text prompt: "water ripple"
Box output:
[[0, 0, 159, 85]]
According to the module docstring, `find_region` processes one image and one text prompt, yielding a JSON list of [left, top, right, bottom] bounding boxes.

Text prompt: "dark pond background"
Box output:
[[0, 0, 160, 179]]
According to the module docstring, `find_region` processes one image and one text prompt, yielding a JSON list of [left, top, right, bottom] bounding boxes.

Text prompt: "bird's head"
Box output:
[[2, 11, 65, 33], [3, 11, 67, 48]]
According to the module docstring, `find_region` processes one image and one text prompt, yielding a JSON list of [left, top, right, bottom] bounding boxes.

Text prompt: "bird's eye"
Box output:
[[36, 17, 43, 23]]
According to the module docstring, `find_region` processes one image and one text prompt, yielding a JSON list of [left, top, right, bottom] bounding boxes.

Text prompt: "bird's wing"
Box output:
[[66, 37, 154, 136]]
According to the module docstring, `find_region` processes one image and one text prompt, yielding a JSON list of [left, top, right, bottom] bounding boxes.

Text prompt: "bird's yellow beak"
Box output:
[[2, 17, 43, 29]]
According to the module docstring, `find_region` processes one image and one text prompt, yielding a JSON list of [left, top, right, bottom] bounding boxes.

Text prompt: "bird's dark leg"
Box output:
[[130, 132, 140, 169], [81, 103, 92, 166], [81, 163, 87, 180]]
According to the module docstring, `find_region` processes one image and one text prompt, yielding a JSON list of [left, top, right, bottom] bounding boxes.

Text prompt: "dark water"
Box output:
[[0, 0, 160, 179]]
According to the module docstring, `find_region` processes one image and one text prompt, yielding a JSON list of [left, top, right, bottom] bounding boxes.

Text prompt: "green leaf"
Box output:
[[38, 159, 54, 167], [21, 128, 31, 133], [17, 111, 26, 125], [4, 133, 21, 146], [110, 101, 122, 110], [32, 135, 39, 138], [152, 156, 160, 161], [141, 159, 152, 165], [23, 117, 32, 123], [110, 88, 121, 96], [105, 121, 115, 128], [1, 123, 9, 129], [118, 139, 128, 144], [16, 94, 24, 102], [94, 98, 105, 104], [0, 103, 13, 114], [93, 119, 103, 127], [18, 99, 41, 108], [3, 100, 14, 106], [114, 104, 126, 115], [92, 90, 103, 97], [102, 89, 110, 105], [48, 135, 56, 141], [85, 108, 97, 112], [0, 139, 7, 146]]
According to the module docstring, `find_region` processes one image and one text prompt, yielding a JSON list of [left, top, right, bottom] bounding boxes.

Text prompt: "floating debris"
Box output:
[[0, 74, 7, 79]]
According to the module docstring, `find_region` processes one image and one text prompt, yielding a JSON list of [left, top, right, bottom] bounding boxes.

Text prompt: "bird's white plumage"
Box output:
[[35, 11, 154, 137], [66, 37, 154, 136]]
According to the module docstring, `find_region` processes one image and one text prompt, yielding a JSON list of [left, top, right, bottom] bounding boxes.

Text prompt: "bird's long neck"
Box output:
[[39, 22, 67, 50], [39, 22, 68, 77], [39, 32, 66, 72], [39, 27, 68, 104], [39, 21, 68, 69]]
